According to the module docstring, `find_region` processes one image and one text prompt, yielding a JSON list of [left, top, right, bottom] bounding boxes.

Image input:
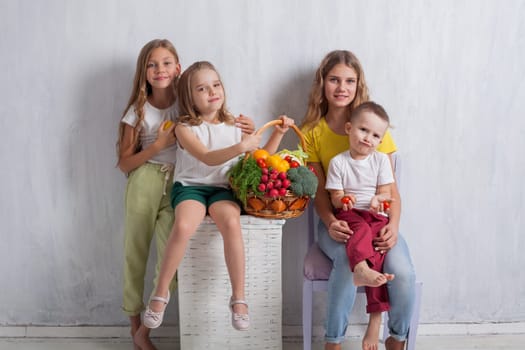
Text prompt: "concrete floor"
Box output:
[[0, 335, 524, 350]]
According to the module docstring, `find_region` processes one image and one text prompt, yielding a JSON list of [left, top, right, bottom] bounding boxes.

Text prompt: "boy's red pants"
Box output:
[[335, 208, 390, 313]]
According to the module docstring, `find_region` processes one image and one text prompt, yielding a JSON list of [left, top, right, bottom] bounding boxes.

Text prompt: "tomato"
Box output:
[[284, 155, 292, 163], [252, 149, 270, 160], [290, 160, 300, 168], [341, 196, 351, 204], [256, 158, 267, 168]]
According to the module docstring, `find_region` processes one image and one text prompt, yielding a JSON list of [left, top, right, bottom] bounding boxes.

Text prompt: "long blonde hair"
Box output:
[[116, 39, 180, 157], [301, 50, 369, 131], [177, 61, 235, 126]]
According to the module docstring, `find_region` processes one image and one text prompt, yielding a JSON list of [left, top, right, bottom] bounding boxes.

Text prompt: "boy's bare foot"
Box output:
[[133, 325, 157, 350], [353, 261, 395, 287], [362, 312, 381, 350]]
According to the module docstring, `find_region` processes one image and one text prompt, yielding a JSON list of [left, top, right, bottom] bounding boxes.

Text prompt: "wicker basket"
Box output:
[[231, 119, 312, 219]]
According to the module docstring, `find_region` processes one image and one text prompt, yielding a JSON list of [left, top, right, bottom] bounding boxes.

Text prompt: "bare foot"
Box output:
[[133, 325, 158, 350], [384, 336, 406, 350], [129, 315, 141, 350], [353, 261, 395, 287], [362, 312, 381, 350]]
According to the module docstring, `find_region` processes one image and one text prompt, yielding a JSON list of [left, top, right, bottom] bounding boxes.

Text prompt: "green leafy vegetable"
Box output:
[[228, 156, 263, 206]]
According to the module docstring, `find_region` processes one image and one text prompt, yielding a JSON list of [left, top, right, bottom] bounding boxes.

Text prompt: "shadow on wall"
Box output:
[[58, 57, 146, 325]]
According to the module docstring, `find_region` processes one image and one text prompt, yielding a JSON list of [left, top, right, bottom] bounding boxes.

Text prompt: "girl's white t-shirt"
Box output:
[[325, 151, 394, 210], [174, 121, 242, 188], [121, 102, 177, 164]]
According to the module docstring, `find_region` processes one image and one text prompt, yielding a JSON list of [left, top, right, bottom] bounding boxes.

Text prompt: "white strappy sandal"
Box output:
[[143, 291, 170, 329], [229, 297, 250, 331]]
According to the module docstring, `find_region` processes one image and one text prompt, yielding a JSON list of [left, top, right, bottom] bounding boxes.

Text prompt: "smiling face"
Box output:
[[323, 63, 358, 110], [190, 68, 225, 120], [345, 111, 389, 159], [146, 47, 181, 91]]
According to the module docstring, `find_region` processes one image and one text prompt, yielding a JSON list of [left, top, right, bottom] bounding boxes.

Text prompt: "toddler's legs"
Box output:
[[362, 312, 382, 350], [209, 201, 246, 314], [150, 200, 206, 312]]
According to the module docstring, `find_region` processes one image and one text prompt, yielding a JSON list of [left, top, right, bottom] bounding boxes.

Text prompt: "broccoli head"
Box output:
[[287, 166, 318, 197]]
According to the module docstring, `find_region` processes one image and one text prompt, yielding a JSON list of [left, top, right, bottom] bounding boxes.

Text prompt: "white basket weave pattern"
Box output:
[[178, 216, 285, 349]]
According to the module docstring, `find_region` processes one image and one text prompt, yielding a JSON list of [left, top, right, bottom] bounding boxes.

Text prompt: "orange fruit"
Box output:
[[163, 120, 174, 130], [252, 149, 270, 161]]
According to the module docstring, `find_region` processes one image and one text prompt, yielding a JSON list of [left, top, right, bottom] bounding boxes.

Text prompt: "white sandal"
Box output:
[[229, 297, 250, 331], [143, 291, 170, 329]]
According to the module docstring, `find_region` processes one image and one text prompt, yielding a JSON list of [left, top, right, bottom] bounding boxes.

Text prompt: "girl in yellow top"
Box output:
[[301, 50, 416, 350]]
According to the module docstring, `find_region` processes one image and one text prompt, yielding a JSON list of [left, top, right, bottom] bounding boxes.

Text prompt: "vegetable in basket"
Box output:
[[286, 165, 318, 197], [228, 156, 264, 206]]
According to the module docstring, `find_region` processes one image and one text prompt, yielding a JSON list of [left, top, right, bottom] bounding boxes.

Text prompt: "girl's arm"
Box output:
[[175, 124, 261, 166], [117, 122, 176, 174], [262, 115, 295, 154], [235, 114, 255, 134], [309, 162, 352, 242]]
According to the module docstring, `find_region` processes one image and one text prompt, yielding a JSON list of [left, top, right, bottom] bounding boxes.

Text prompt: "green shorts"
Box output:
[[171, 182, 239, 210]]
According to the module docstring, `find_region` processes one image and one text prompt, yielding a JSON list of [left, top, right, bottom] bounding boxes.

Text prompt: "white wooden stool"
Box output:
[[178, 215, 285, 349]]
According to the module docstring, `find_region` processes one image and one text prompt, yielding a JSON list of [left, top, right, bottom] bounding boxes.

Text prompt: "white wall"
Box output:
[[1, 0, 524, 328]]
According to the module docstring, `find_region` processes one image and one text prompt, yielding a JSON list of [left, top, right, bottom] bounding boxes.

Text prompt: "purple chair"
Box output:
[[302, 153, 422, 350]]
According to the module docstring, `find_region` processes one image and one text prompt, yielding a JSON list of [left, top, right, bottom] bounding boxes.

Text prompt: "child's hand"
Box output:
[[340, 195, 356, 211], [240, 133, 262, 153], [155, 121, 177, 149], [274, 115, 295, 134], [370, 194, 392, 214], [235, 114, 255, 134]]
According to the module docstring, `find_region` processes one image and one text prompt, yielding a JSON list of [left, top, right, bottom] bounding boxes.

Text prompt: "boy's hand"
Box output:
[[340, 195, 356, 211], [370, 194, 392, 213], [235, 114, 255, 134]]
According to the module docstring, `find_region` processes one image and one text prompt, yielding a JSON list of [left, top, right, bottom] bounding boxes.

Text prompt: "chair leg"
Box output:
[[302, 279, 313, 350], [382, 311, 390, 342], [406, 281, 423, 350]]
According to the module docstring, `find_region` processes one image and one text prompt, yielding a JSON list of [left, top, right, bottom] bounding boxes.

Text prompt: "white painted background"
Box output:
[[1, 0, 524, 330]]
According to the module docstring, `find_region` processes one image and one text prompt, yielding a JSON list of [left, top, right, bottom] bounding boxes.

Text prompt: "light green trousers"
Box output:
[[122, 162, 176, 316]]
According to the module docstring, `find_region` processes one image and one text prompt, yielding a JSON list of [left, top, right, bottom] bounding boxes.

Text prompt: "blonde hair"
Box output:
[[177, 61, 235, 126], [301, 50, 369, 131], [116, 39, 180, 157]]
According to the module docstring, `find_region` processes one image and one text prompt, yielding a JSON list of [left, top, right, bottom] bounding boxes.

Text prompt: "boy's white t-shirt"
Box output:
[[174, 121, 242, 188], [121, 101, 177, 164], [325, 151, 394, 210]]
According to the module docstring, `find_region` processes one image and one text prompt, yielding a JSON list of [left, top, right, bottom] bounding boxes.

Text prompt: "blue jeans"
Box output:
[[317, 220, 416, 344]]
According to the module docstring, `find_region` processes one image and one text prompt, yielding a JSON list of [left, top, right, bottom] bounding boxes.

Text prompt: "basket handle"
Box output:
[[244, 119, 307, 160]]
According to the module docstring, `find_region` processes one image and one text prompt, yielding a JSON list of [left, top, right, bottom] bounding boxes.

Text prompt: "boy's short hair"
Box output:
[[348, 101, 390, 124]]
